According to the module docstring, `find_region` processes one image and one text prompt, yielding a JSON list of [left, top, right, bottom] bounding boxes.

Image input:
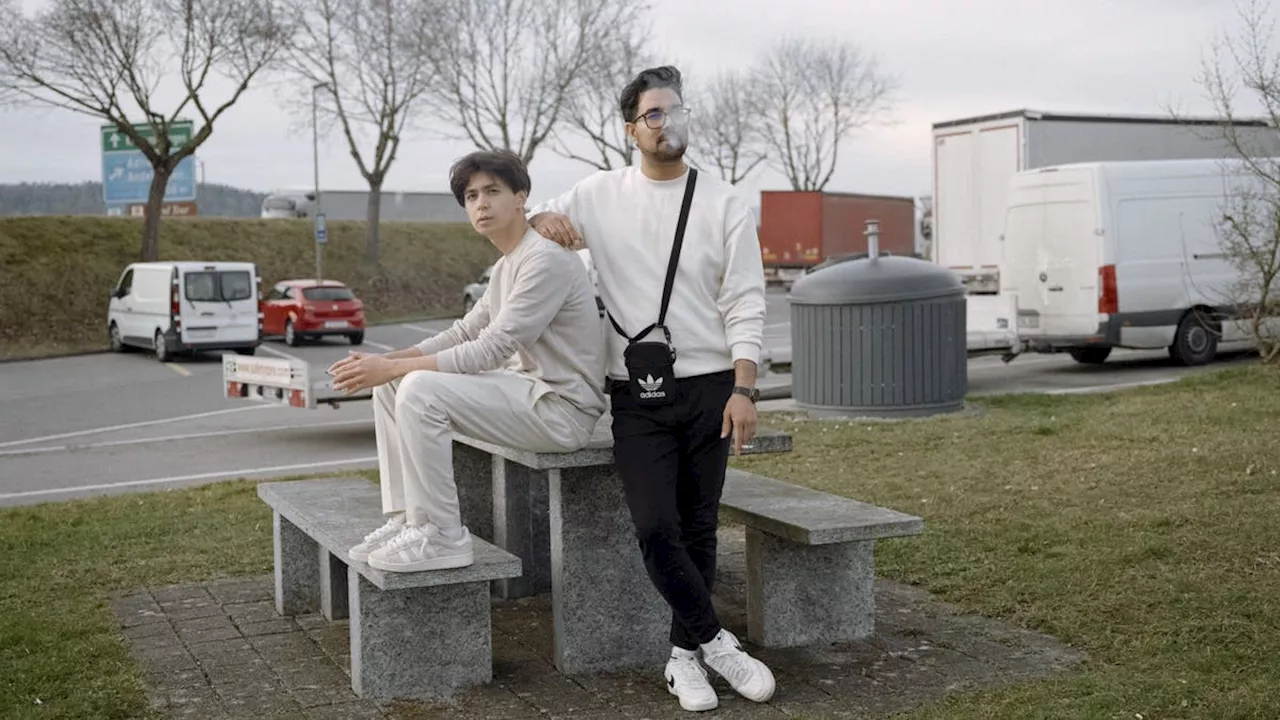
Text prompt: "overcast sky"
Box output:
[[0, 0, 1266, 209]]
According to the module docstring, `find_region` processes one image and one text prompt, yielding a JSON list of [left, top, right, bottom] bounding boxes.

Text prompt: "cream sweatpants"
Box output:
[[373, 369, 595, 529]]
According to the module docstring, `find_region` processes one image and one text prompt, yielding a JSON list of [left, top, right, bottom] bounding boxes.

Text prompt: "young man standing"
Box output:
[[527, 66, 774, 712], [329, 149, 606, 575]]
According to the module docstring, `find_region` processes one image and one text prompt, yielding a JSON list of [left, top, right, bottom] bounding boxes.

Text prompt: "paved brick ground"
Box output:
[[110, 528, 1086, 719]]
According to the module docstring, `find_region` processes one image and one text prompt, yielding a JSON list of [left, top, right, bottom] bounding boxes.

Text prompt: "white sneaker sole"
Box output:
[[367, 550, 475, 573], [348, 546, 376, 563], [710, 668, 775, 703], [667, 682, 717, 712]]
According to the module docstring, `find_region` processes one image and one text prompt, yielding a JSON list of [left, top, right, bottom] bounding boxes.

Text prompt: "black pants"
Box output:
[[609, 369, 734, 650]]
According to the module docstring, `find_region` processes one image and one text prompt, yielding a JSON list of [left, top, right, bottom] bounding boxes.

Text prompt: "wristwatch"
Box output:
[[733, 386, 759, 403]]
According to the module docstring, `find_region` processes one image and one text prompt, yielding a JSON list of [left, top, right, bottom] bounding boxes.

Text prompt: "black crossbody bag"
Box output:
[[607, 168, 698, 407]]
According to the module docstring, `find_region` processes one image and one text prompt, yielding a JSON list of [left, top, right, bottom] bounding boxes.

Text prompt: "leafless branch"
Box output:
[[0, 0, 292, 259], [549, 23, 650, 171], [755, 35, 896, 192], [686, 69, 768, 185], [427, 0, 644, 166], [1193, 0, 1280, 361], [285, 0, 439, 262]]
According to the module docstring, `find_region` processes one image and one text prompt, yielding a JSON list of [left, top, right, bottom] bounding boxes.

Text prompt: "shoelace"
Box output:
[[382, 525, 426, 553], [669, 656, 709, 687], [362, 518, 402, 544]]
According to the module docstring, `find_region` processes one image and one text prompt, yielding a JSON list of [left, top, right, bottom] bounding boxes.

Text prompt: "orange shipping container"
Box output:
[[757, 191, 916, 267]]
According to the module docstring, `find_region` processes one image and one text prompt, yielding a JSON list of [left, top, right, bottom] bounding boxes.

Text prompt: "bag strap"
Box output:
[[607, 167, 698, 344]]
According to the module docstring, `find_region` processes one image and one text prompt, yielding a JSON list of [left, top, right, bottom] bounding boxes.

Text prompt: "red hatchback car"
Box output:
[[262, 279, 366, 346]]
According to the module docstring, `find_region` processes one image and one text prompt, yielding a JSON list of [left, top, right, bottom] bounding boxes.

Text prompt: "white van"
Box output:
[[107, 261, 262, 361], [1003, 157, 1273, 366]]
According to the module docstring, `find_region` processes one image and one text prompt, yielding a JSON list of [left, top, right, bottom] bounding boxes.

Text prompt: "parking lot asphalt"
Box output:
[[0, 289, 1255, 506]]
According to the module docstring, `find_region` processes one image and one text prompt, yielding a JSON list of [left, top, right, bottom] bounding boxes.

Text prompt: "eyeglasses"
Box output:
[[633, 106, 692, 130]]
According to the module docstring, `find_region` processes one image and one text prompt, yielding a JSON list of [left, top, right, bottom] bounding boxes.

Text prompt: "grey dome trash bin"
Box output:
[[787, 243, 967, 419]]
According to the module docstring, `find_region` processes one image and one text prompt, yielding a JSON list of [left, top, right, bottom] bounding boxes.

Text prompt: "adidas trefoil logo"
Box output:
[[638, 374, 666, 399]]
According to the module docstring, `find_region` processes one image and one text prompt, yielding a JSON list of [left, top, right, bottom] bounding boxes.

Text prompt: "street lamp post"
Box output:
[[312, 82, 327, 284]]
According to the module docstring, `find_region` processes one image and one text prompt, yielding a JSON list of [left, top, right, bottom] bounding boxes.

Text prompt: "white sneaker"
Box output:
[[367, 525, 474, 572], [664, 649, 718, 712], [700, 629, 776, 703], [347, 514, 407, 563]]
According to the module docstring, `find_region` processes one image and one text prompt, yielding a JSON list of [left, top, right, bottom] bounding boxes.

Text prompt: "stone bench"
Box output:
[[447, 415, 793, 675], [257, 478, 521, 700], [718, 468, 925, 648]]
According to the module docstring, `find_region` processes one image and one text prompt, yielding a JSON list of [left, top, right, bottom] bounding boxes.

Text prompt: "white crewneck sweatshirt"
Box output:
[[412, 228, 607, 423], [528, 166, 766, 382]]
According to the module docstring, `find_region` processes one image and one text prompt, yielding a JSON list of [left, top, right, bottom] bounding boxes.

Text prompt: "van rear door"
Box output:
[[179, 266, 259, 345], [1001, 167, 1103, 339]]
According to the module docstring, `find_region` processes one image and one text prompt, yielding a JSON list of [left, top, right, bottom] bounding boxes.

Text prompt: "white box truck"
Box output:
[[1002, 157, 1279, 366], [930, 109, 1280, 357]]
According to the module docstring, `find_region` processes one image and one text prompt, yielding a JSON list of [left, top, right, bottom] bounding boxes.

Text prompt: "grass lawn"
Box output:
[[2, 366, 1279, 718]]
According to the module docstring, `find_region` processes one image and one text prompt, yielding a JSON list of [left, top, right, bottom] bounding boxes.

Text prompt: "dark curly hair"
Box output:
[[448, 149, 531, 207], [619, 65, 683, 122]]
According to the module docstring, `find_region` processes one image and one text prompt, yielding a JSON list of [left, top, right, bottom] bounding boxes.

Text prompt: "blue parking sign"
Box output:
[[315, 213, 327, 244]]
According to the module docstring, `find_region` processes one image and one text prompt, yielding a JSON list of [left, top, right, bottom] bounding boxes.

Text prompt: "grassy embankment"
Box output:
[[2, 365, 1279, 718], [0, 216, 498, 360]]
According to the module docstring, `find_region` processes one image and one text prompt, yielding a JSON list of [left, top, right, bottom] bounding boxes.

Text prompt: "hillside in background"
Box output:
[[0, 182, 267, 217], [0, 216, 496, 359]]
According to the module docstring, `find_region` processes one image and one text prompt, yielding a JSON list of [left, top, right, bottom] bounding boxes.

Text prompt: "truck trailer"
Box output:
[[757, 191, 917, 284], [260, 189, 467, 223], [930, 108, 1280, 356]]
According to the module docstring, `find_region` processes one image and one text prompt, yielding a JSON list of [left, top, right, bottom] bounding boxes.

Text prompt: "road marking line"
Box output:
[[259, 345, 301, 360], [363, 340, 395, 351], [0, 405, 273, 449], [1043, 378, 1178, 395], [402, 323, 435, 333], [165, 362, 192, 377], [0, 456, 380, 503], [0, 419, 370, 458]]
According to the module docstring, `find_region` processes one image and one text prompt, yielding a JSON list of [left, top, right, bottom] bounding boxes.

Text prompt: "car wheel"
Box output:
[[1069, 347, 1111, 364], [348, 332, 364, 345], [285, 319, 301, 347], [1170, 309, 1219, 366], [154, 330, 170, 363], [109, 322, 124, 352]]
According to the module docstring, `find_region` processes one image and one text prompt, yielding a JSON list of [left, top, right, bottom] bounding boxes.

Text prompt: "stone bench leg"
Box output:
[[273, 511, 321, 616], [453, 441, 494, 542], [745, 527, 875, 647], [492, 458, 551, 599], [319, 549, 349, 621], [548, 465, 669, 674], [348, 573, 494, 699]]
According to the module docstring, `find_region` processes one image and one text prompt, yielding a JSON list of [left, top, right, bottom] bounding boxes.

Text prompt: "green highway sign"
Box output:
[[100, 120, 194, 153], [100, 119, 197, 205]]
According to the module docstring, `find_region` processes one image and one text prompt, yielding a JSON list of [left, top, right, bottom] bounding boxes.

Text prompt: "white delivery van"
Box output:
[[107, 261, 262, 362], [1003, 157, 1274, 366]]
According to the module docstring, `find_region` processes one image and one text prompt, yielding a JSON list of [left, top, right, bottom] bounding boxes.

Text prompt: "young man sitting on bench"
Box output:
[[328, 149, 606, 573]]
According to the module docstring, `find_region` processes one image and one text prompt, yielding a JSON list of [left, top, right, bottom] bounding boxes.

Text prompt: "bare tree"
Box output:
[[285, 0, 438, 264], [0, 0, 291, 261], [755, 36, 896, 192], [687, 69, 768, 185], [428, 0, 644, 166], [1196, 0, 1280, 362], [550, 27, 650, 171]]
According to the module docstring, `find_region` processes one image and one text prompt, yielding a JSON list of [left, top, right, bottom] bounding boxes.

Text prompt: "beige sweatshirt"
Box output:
[[413, 228, 607, 421]]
